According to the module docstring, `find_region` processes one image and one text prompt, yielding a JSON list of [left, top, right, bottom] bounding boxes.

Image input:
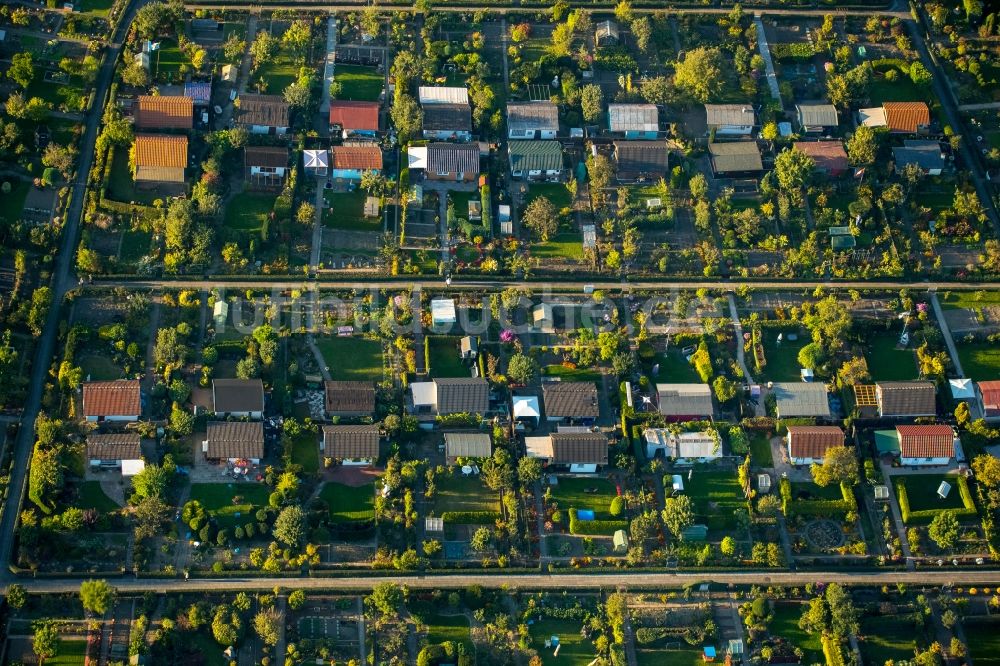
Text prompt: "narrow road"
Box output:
[[929, 291, 964, 377], [0, 0, 148, 571], [753, 13, 781, 102]]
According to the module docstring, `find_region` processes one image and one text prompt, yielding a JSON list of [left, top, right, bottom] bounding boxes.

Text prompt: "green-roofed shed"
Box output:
[[508, 141, 565, 180], [681, 524, 709, 542], [830, 226, 856, 250], [874, 429, 901, 455]]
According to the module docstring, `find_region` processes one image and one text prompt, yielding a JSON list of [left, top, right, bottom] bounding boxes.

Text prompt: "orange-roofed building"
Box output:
[[134, 134, 187, 186], [83, 380, 142, 422], [135, 95, 193, 129], [979, 380, 1000, 418], [896, 424, 956, 466], [883, 102, 931, 134]]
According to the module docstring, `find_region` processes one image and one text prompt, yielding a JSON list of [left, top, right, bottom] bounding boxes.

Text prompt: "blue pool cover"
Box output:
[[576, 510, 595, 521]]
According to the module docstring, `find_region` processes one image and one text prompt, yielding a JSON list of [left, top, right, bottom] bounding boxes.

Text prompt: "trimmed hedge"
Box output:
[[780, 478, 857, 516], [771, 42, 817, 61], [897, 476, 976, 524], [441, 511, 501, 525], [822, 635, 849, 666], [568, 508, 627, 536]]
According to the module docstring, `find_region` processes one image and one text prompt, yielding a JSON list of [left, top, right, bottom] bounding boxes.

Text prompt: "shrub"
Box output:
[[568, 509, 627, 535], [610, 496, 626, 517], [441, 511, 501, 525]]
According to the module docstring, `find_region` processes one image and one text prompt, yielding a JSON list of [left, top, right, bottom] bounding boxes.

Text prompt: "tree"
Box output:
[[824, 583, 859, 638], [272, 505, 305, 547], [253, 607, 282, 645], [507, 353, 539, 385], [288, 589, 306, 610], [518, 456, 543, 486], [170, 403, 194, 436], [662, 495, 695, 538], [712, 375, 738, 403], [614, 0, 634, 22], [720, 536, 736, 556], [121, 60, 150, 87], [470, 526, 492, 552], [283, 81, 312, 109], [797, 342, 825, 370], [369, 582, 403, 617], [80, 580, 114, 616], [281, 20, 311, 59], [631, 17, 652, 53], [909, 61, 933, 87], [803, 296, 852, 350], [689, 173, 708, 200], [673, 47, 725, 103], [252, 324, 279, 366], [223, 33, 246, 62], [810, 446, 858, 487], [131, 463, 172, 500], [846, 126, 878, 166], [972, 454, 1000, 488], [928, 510, 960, 550], [33, 623, 60, 664], [360, 170, 387, 195], [250, 31, 278, 65], [481, 449, 514, 491], [27, 287, 52, 337], [390, 93, 422, 143], [522, 196, 560, 241], [580, 84, 603, 123], [639, 76, 672, 105], [212, 606, 242, 646], [774, 147, 815, 191], [8, 52, 35, 89], [7, 583, 27, 609]]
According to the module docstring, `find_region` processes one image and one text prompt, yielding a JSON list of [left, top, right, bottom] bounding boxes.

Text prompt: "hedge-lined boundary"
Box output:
[[441, 511, 501, 525], [897, 476, 976, 524], [568, 508, 627, 536], [780, 478, 857, 516]]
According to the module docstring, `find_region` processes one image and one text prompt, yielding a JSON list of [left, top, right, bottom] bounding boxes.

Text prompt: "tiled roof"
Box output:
[[83, 380, 141, 417], [772, 382, 831, 417], [508, 140, 563, 172], [244, 146, 288, 168], [795, 104, 839, 128], [876, 381, 936, 416], [426, 143, 479, 174], [87, 433, 142, 461], [896, 424, 954, 458], [550, 432, 608, 464], [330, 144, 383, 170], [656, 383, 713, 417], [507, 102, 559, 132], [979, 381, 1000, 410], [212, 378, 264, 414], [134, 134, 187, 168], [135, 95, 193, 129], [614, 141, 669, 175], [434, 377, 489, 414], [328, 100, 379, 130], [543, 382, 599, 418], [184, 81, 212, 104], [237, 94, 289, 128], [444, 432, 492, 458], [709, 142, 762, 173], [793, 141, 848, 173], [787, 425, 844, 459], [705, 104, 755, 126], [205, 421, 265, 460], [883, 102, 930, 133], [608, 103, 659, 133], [324, 381, 376, 414], [322, 424, 380, 459], [423, 103, 473, 131]]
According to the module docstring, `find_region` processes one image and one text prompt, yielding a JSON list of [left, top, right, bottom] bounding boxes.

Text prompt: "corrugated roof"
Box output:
[[324, 381, 376, 414], [709, 142, 762, 173], [434, 377, 489, 414], [543, 382, 599, 418], [444, 432, 492, 458], [136, 95, 193, 129], [87, 433, 142, 461], [787, 425, 844, 459], [896, 424, 954, 458], [419, 86, 469, 105], [656, 383, 713, 417], [892, 140, 944, 170], [858, 107, 887, 128], [705, 104, 755, 127], [244, 146, 288, 168], [322, 424, 380, 459], [608, 104, 658, 133], [237, 94, 289, 128], [330, 144, 383, 170], [508, 140, 563, 172], [83, 380, 141, 417], [876, 381, 936, 416], [795, 104, 839, 128], [979, 381, 1000, 410], [134, 134, 187, 169], [794, 141, 848, 173], [423, 103, 472, 131], [426, 143, 479, 174], [883, 102, 930, 133], [614, 141, 669, 175], [328, 100, 379, 130], [213, 378, 264, 414], [507, 102, 559, 132], [772, 382, 831, 417], [550, 432, 608, 464], [205, 421, 265, 460]]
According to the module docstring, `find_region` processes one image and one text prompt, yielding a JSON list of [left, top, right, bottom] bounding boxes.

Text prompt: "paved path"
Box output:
[[321, 13, 337, 115], [753, 13, 781, 101], [310, 178, 325, 270], [929, 291, 965, 378], [958, 101, 1000, 111], [880, 460, 915, 571]]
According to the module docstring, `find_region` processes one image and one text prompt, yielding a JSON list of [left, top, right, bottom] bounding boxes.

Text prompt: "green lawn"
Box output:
[[0, 180, 30, 227], [119, 228, 152, 263], [106, 147, 159, 205], [865, 334, 918, 381], [424, 612, 474, 657], [965, 621, 1000, 666], [860, 616, 919, 665], [532, 232, 584, 260], [749, 432, 773, 467], [427, 336, 469, 378], [913, 188, 955, 214], [257, 56, 299, 93], [315, 336, 384, 381], [940, 290, 1000, 310], [636, 647, 705, 666], [79, 353, 122, 381], [319, 482, 375, 523], [45, 639, 89, 665], [154, 40, 190, 80], [189, 483, 271, 529], [868, 73, 925, 104], [333, 64, 384, 101], [448, 190, 478, 222], [26, 75, 87, 112], [957, 342, 1000, 381], [760, 334, 807, 382], [541, 365, 603, 382], [323, 189, 380, 231], [548, 477, 618, 520], [650, 349, 701, 383], [771, 603, 822, 664], [184, 630, 229, 666], [529, 618, 595, 666], [685, 469, 745, 529], [432, 473, 498, 515], [791, 481, 844, 501], [78, 0, 114, 16], [225, 193, 275, 234], [289, 434, 319, 474], [77, 481, 121, 512], [527, 183, 573, 211], [893, 475, 966, 513]]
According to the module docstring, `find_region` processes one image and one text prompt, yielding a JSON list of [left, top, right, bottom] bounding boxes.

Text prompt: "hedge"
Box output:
[[822, 635, 849, 666], [441, 511, 501, 525], [780, 478, 857, 517], [897, 476, 976, 524], [771, 42, 817, 61], [568, 509, 627, 536]]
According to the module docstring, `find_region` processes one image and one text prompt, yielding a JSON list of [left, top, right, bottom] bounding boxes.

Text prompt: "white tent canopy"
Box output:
[[513, 396, 541, 422], [949, 378, 975, 400], [303, 149, 329, 169], [121, 459, 146, 477]]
